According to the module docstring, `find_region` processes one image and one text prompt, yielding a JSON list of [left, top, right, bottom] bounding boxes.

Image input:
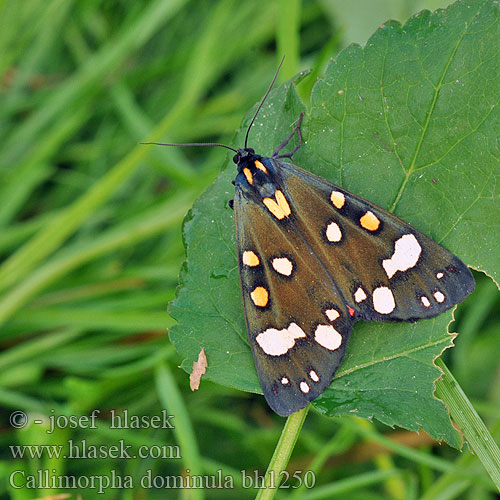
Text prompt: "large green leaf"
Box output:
[[169, 0, 500, 447]]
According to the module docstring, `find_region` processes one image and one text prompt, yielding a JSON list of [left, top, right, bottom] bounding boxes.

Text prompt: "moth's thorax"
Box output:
[[234, 150, 279, 199]]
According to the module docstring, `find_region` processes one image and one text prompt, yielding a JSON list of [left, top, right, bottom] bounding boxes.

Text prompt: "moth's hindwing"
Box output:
[[234, 156, 475, 416]]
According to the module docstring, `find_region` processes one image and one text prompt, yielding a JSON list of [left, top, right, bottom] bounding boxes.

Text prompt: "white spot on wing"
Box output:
[[436, 272, 444, 279], [309, 370, 319, 382], [354, 287, 367, 303], [256, 322, 306, 356], [272, 257, 293, 276], [421, 296, 431, 308], [326, 221, 342, 242], [281, 376, 289, 385], [434, 290, 445, 303], [382, 234, 422, 279], [314, 324, 342, 351], [325, 308, 340, 322], [372, 287, 396, 314], [300, 382, 310, 393]]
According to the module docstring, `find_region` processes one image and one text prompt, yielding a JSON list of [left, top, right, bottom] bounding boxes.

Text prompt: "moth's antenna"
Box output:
[[244, 56, 285, 148], [140, 141, 238, 153], [142, 57, 285, 153]]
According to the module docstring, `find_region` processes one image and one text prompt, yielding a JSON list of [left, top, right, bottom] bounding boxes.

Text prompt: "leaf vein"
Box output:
[[389, 1, 488, 212], [336, 336, 451, 378]]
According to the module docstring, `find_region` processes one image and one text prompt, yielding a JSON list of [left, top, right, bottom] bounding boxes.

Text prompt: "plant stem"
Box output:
[[435, 358, 500, 491], [255, 405, 310, 500]]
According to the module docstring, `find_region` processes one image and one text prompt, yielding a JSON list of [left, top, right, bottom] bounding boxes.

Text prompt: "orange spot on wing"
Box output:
[[330, 191, 345, 209], [243, 168, 253, 185], [254, 160, 268, 173], [274, 190, 291, 216], [263, 198, 285, 219], [251, 286, 269, 307], [346, 304, 355, 316], [242, 250, 260, 267], [360, 211, 380, 231], [263, 190, 291, 219]]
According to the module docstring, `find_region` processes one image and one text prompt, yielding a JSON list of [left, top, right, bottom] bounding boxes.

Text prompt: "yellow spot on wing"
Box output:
[[251, 286, 269, 307], [242, 250, 260, 267], [263, 190, 291, 220], [263, 198, 285, 219], [360, 211, 380, 231], [243, 168, 253, 185], [330, 191, 345, 209], [254, 160, 268, 173], [275, 190, 291, 215]]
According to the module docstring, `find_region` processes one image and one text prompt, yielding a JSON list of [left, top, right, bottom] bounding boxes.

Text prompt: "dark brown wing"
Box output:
[[234, 187, 354, 417], [276, 160, 475, 322]]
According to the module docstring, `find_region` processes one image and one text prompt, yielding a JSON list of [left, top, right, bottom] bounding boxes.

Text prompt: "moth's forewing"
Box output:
[[277, 161, 475, 322]]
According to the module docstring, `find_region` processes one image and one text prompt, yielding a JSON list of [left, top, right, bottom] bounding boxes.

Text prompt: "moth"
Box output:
[[143, 63, 475, 417]]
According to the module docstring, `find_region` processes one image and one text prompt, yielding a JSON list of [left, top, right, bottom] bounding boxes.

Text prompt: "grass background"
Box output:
[[0, 0, 499, 499]]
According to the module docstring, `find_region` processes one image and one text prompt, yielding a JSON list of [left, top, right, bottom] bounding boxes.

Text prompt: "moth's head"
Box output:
[[233, 148, 257, 167]]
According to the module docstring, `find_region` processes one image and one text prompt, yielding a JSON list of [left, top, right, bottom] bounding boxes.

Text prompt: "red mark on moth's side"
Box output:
[[346, 304, 355, 317]]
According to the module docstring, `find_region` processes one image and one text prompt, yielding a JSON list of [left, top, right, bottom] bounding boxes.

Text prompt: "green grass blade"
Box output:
[[299, 469, 404, 500], [1, 0, 187, 166], [0, 190, 195, 327], [277, 0, 301, 81], [155, 361, 204, 500], [435, 358, 500, 491]]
